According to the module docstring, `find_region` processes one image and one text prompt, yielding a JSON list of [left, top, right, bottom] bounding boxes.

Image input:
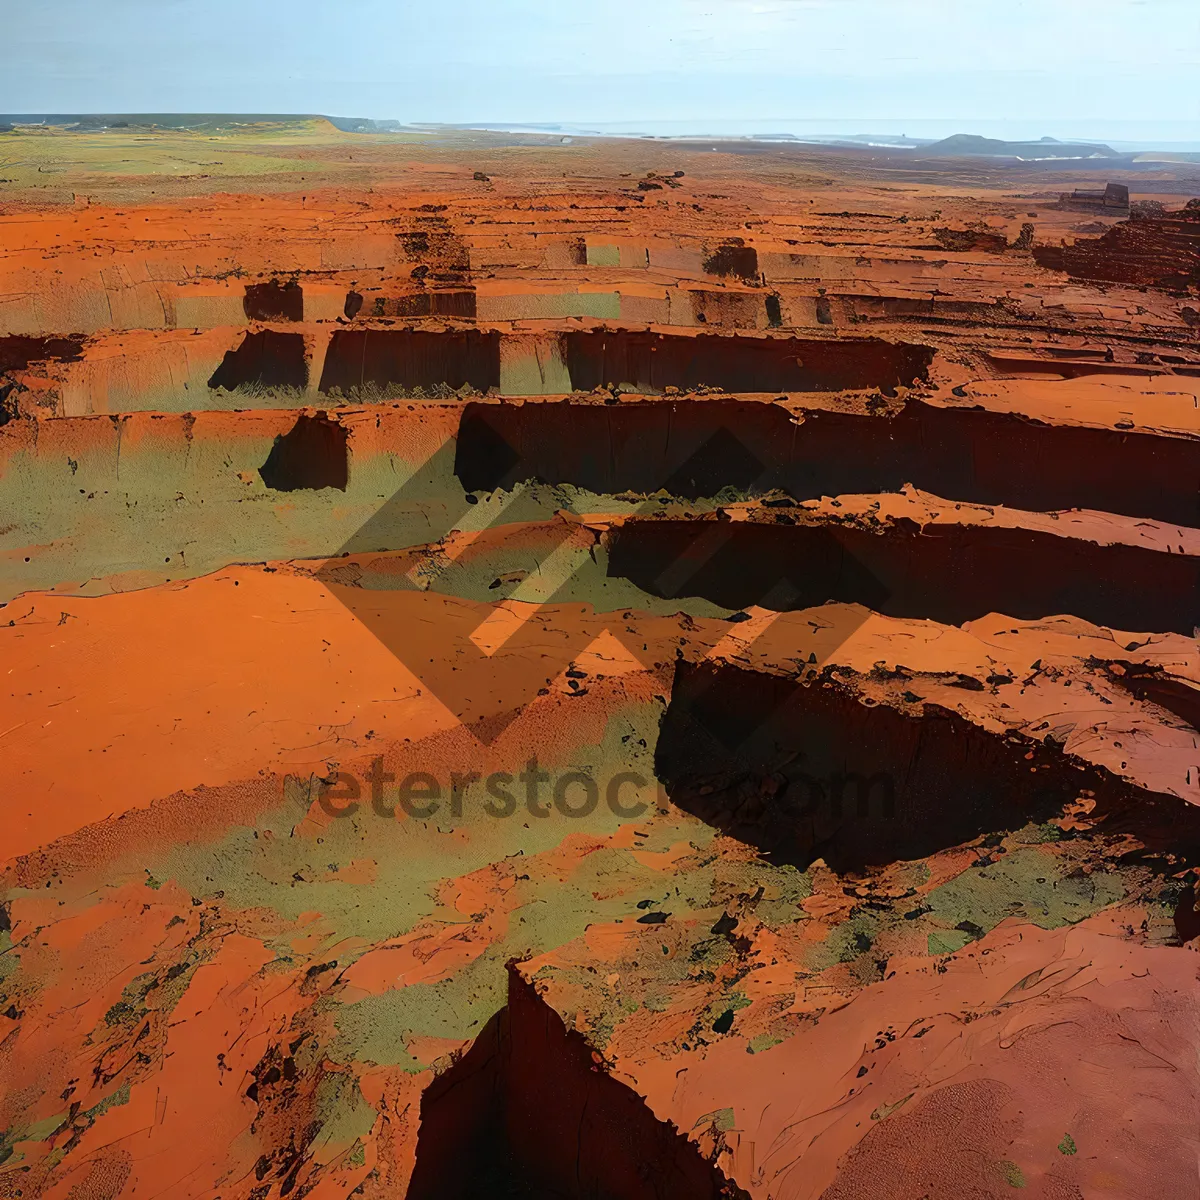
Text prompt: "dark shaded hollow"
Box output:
[[690, 291, 765, 329], [318, 329, 499, 393], [931, 227, 1009, 253], [702, 241, 759, 282], [406, 966, 747, 1200], [562, 331, 932, 394], [1106, 662, 1200, 733], [243, 279, 304, 322], [367, 290, 477, 319], [606, 516, 1200, 636], [259, 413, 348, 491], [0, 334, 85, 372], [657, 659, 1200, 875], [428, 289, 477, 318], [0, 381, 18, 426], [396, 226, 471, 271], [1176, 885, 1200, 943], [454, 398, 1200, 527], [207, 330, 308, 391]]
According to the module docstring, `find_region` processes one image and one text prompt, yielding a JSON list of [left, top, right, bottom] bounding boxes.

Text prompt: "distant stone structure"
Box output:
[[1058, 183, 1130, 214]]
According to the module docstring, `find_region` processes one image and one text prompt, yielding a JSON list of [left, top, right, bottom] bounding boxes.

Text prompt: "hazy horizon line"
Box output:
[[5, 113, 1198, 152]]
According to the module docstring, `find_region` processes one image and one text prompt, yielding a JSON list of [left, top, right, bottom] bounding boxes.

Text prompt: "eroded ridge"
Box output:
[[407, 966, 749, 1200], [457, 397, 1200, 526], [656, 658, 1200, 875], [606, 510, 1200, 635]]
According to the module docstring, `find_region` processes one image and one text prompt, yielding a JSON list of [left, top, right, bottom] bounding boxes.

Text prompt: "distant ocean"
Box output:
[[444, 119, 1200, 154]]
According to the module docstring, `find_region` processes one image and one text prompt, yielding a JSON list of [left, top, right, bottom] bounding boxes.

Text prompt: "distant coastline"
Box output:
[[3, 114, 1199, 155]]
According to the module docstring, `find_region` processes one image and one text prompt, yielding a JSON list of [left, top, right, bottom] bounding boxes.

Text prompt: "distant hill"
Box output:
[[923, 133, 1118, 159], [325, 116, 408, 133]]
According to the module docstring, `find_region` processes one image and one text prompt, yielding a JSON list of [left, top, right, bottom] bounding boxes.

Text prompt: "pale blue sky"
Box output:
[[4, 0, 1198, 141]]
